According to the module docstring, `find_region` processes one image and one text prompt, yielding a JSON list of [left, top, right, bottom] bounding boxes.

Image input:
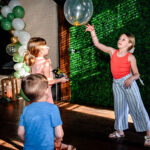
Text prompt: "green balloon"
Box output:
[[20, 88, 30, 102], [13, 53, 24, 63], [1, 19, 12, 31], [14, 42, 22, 50], [13, 6, 25, 18], [0, 14, 4, 21], [7, 13, 15, 21], [24, 65, 30, 72], [14, 71, 20, 78]]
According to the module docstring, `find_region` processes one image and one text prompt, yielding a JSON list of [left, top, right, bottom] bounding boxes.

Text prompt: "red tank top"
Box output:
[[111, 50, 131, 79]]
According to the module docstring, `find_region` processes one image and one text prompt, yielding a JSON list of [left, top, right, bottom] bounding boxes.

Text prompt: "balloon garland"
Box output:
[[0, 0, 30, 78], [0, 0, 94, 80]]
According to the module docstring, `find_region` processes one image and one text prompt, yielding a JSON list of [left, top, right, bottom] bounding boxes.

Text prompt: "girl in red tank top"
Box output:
[[85, 24, 150, 147]]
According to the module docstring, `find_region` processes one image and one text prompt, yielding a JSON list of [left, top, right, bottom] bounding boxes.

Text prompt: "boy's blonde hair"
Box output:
[[21, 74, 48, 101]]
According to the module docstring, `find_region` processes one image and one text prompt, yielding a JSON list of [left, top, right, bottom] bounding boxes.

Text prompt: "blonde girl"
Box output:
[[85, 24, 150, 147], [24, 37, 68, 103]]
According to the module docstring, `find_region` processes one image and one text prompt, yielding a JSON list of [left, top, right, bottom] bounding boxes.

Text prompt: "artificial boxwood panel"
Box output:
[[69, 0, 150, 108]]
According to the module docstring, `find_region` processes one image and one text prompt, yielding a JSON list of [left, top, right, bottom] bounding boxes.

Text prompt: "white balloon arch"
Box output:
[[0, 0, 31, 78]]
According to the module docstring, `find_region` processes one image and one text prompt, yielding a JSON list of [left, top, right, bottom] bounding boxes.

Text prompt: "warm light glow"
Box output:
[[73, 21, 81, 26], [57, 102, 133, 123], [0, 139, 23, 149], [6, 85, 12, 98]]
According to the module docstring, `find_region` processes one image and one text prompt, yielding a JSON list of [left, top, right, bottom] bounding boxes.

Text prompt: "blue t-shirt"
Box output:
[[19, 102, 62, 150]]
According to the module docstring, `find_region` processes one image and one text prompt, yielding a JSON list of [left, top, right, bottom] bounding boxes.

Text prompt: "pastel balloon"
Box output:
[[24, 72, 30, 77], [12, 18, 25, 30], [18, 31, 30, 45], [14, 62, 24, 70], [18, 68, 26, 76], [14, 71, 20, 78], [23, 65, 30, 72], [18, 45, 27, 56], [13, 30, 20, 37], [8, 0, 21, 10], [13, 53, 24, 62], [1, 6, 12, 17]]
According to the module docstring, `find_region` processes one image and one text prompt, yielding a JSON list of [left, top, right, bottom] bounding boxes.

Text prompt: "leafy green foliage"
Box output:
[[69, 0, 150, 109]]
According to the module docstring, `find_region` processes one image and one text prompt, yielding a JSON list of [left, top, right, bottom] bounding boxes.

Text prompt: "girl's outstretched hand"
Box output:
[[85, 24, 94, 32]]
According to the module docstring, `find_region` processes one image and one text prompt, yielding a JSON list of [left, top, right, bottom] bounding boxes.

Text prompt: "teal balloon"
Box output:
[[1, 19, 12, 30], [24, 65, 30, 73], [20, 89, 30, 102], [13, 6, 25, 18], [14, 71, 20, 78], [0, 14, 4, 21], [64, 0, 93, 26], [7, 13, 15, 21], [13, 53, 24, 63]]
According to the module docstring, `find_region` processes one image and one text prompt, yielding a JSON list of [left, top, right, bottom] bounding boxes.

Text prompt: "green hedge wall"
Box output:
[[69, 0, 150, 108]]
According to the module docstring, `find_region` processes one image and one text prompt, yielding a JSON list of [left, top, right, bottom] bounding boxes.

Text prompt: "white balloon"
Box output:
[[18, 31, 30, 45], [14, 62, 24, 71], [12, 18, 25, 30], [8, 0, 21, 10], [1, 6, 12, 17], [18, 45, 27, 56], [18, 68, 26, 76], [24, 72, 30, 77], [13, 30, 20, 37]]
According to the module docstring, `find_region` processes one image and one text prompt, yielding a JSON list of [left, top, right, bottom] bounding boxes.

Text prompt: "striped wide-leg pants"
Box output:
[[113, 74, 150, 132]]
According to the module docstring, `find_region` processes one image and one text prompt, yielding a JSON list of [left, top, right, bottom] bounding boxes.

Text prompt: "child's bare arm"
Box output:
[[43, 61, 68, 85], [18, 126, 25, 141], [124, 54, 140, 87], [55, 125, 64, 144], [85, 24, 115, 55], [129, 54, 140, 79]]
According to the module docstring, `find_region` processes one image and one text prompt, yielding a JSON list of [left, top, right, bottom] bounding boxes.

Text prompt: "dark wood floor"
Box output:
[[0, 99, 149, 150]]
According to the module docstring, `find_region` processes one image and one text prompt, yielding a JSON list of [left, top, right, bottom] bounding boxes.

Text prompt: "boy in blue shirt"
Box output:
[[18, 74, 64, 150]]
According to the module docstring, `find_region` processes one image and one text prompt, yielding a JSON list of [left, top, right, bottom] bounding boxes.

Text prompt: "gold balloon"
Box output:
[[9, 29, 14, 35], [11, 36, 19, 44]]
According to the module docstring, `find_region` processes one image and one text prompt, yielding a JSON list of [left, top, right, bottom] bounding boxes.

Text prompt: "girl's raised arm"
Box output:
[[85, 24, 115, 56]]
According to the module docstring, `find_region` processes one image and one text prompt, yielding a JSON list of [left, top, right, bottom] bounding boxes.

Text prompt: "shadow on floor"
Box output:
[[0, 99, 149, 150]]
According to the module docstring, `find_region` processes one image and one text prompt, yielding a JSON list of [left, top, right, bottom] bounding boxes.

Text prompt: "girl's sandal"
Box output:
[[109, 131, 125, 139], [144, 136, 150, 147]]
